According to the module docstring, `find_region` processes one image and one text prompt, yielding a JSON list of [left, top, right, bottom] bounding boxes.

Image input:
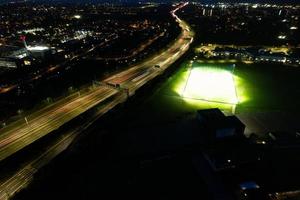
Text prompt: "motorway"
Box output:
[[0, 92, 127, 200], [104, 3, 193, 91], [0, 87, 118, 161], [0, 2, 194, 162]]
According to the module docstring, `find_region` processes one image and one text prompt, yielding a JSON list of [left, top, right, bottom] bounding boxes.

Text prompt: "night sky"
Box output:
[[1, 0, 300, 4]]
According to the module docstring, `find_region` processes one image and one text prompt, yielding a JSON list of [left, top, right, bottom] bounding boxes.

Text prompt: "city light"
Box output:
[[27, 46, 49, 51], [73, 15, 81, 19], [1, 1, 300, 199], [278, 35, 287, 39], [182, 65, 238, 104], [24, 60, 31, 65]]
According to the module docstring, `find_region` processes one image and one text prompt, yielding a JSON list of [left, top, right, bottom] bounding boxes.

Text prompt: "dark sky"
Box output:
[[1, 0, 300, 4]]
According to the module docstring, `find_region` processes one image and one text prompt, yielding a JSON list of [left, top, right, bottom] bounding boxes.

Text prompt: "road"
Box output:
[[0, 93, 127, 200], [0, 2, 194, 162], [104, 3, 193, 90], [0, 87, 118, 161]]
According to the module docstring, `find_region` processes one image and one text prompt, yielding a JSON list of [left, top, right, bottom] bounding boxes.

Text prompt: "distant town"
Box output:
[[0, 1, 299, 200]]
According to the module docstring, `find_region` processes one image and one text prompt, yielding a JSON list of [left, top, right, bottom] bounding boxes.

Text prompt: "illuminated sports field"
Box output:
[[145, 59, 300, 120], [181, 63, 238, 104]]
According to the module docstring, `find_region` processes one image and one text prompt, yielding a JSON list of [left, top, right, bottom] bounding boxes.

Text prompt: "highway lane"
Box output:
[[103, 3, 193, 84], [0, 93, 128, 200], [0, 86, 118, 161], [0, 2, 193, 162]]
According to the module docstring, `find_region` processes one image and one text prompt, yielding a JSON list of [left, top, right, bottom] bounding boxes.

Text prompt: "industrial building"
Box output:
[[0, 45, 53, 70], [0, 45, 31, 69]]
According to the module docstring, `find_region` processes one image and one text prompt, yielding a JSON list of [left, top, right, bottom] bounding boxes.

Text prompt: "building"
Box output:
[[0, 45, 54, 70], [197, 108, 245, 142], [0, 45, 32, 69], [27, 45, 53, 59], [0, 57, 26, 69]]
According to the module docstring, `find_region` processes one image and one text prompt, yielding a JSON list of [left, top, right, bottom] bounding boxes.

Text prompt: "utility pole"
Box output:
[[24, 117, 29, 125]]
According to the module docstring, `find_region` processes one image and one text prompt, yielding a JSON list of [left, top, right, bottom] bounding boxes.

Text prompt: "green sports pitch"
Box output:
[[179, 62, 239, 104], [143, 59, 300, 118]]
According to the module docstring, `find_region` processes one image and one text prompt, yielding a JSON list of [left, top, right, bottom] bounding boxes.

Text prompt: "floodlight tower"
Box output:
[[232, 64, 236, 74]]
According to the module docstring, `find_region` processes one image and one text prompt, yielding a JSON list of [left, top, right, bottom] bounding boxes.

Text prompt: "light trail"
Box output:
[[0, 3, 194, 184]]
